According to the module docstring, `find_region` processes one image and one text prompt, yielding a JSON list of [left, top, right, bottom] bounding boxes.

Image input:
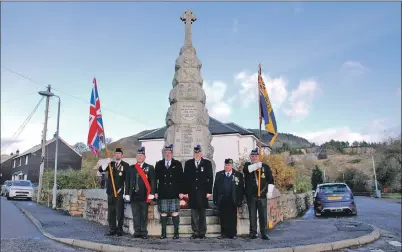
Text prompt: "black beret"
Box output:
[[224, 158, 233, 164], [250, 147, 259, 156], [137, 147, 145, 155], [115, 148, 123, 154], [194, 144, 202, 153], [164, 144, 173, 152]]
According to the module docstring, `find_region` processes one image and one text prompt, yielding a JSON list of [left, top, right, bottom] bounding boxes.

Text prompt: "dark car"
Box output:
[[313, 183, 357, 217]]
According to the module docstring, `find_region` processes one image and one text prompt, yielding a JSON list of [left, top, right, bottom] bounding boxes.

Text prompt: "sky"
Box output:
[[1, 2, 401, 154]]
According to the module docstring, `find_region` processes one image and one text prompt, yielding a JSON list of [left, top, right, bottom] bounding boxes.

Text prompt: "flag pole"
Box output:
[[258, 64, 262, 198], [94, 77, 117, 198]]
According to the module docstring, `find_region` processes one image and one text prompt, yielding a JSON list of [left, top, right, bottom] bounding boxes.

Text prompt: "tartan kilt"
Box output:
[[158, 199, 180, 213]]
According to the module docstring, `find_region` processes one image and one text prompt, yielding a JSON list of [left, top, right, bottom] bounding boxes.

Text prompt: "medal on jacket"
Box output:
[[261, 173, 265, 178], [119, 172, 122, 176], [201, 167, 204, 172]]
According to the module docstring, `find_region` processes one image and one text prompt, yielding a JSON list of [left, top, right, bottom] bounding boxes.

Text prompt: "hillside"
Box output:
[[101, 129, 311, 157], [1, 154, 10, 162]]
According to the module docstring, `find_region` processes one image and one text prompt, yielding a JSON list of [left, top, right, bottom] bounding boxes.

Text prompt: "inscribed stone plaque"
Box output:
[[180, 103, 198, 121], [174, 124, 203, 156]]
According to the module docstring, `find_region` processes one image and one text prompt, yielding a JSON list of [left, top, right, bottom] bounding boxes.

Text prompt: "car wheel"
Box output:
[[314, 210, 322, 217], [6, 194, 12, 201], [27, 197, 32, 201]]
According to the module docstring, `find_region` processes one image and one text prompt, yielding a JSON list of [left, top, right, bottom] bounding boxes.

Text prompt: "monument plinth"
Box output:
[[164, 10, 214, 168]]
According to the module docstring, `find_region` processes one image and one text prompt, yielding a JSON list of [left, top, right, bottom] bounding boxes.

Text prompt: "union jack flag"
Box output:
[[87, 77, 105, 157]]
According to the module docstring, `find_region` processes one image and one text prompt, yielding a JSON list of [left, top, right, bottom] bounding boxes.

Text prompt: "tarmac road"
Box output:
[[303, 196, 402, 252], [0, 197, 95, 252]]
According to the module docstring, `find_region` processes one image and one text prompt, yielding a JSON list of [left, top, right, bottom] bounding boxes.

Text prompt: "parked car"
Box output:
[[1, 180, 12, 196], [313, 183, 357, 217], [6, 180, 34, 201]]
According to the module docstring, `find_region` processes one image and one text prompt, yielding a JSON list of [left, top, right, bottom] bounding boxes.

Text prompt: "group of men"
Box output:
[[98, 144, 274, 240]]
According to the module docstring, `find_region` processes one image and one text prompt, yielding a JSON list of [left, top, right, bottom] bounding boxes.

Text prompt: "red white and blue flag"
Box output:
[[87, 77, 105, 157]]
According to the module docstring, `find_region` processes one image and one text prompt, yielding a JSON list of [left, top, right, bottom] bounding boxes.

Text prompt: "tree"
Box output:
[[352, 141, 359, 147], [73, 142, 90, 154], [311, 165, 323, 190]]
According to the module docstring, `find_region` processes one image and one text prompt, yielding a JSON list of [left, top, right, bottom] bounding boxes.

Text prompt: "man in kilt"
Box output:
[[155, 144, 184, 239]]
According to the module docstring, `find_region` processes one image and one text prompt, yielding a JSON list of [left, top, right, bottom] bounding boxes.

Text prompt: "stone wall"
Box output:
[[41, 189, 312, 235]]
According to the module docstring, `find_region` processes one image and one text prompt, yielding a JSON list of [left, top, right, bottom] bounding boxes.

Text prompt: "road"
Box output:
[[0, 197, 95, 252], [304, 196, 402, 252]]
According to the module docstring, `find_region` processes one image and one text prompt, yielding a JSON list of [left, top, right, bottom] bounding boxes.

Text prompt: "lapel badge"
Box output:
[[119, 172, 123, 176]]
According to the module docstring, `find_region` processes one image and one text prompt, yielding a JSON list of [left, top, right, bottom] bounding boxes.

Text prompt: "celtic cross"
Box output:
[[180, 9, 197, 47]]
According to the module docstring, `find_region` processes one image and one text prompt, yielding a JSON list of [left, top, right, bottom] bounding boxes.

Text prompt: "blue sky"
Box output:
[[1, 2, 401, 153]]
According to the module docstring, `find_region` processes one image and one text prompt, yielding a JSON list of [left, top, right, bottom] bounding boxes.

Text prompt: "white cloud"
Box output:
[[293, 118, 401, 145], [203, 81, 232, 121], [1, 122, 44, 155], [235, 71, 288, 109], [340, 60, 368, 78], [283, 79, 319, 119]]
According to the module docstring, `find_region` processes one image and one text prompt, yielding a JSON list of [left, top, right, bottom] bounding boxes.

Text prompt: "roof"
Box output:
[[138, 117, 255, 141], [9, 136, 81, 160]]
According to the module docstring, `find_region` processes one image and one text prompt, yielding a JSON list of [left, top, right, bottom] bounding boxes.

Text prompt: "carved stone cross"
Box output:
[[180, 9, 197, 46]]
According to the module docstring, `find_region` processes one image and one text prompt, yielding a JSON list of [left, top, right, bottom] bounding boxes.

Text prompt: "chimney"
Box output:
[[10, 152, 14, 156], [16, 150, 20, 155], [53, 132, 57, 139]]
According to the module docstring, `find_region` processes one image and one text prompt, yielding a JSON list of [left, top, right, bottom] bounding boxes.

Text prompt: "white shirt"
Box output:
[[195, 159, 201, 167], [225, 171, 232, 177]]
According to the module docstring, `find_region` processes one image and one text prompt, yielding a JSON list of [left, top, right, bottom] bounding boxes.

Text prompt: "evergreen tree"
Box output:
[[311, 165, 324, 190]]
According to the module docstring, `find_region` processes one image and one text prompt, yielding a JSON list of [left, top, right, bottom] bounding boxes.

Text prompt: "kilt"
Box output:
[[158, 199, 180, 213]]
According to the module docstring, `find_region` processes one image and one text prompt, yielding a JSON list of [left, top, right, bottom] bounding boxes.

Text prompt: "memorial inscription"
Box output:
[[180, 103, 198, 121]]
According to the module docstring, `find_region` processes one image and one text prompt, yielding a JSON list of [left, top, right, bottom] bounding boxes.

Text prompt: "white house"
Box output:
[[138, 117, 271, 173]]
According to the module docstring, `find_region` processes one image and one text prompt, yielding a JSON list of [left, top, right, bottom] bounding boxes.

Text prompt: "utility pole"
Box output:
[[36, 85, 51, 203], [371, 154, 381, 198], [323, 169, 326, 183]]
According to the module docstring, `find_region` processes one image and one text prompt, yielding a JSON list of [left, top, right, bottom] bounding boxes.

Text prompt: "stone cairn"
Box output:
[[164, 9, 215, 172]]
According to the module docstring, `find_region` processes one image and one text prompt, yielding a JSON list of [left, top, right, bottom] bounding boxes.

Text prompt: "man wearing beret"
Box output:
[[243, 147, 274, 240], [154, 144, 184, 239], [213, 158, 244, 239], [183, 144, 214, 239], [98, 148, 129, 236], [124, 147, 156, 239]]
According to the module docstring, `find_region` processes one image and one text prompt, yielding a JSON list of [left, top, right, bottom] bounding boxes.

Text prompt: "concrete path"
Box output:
[[13, 199, 380, 252], [1, 197, 95, 252]]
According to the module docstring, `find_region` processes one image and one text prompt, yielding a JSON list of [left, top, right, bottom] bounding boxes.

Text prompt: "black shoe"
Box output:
[[249, 234, 257, 239], [191, 234, 198, 239], [116, 230, 123, 236], [231, 236, 237, 239], [217, 235, 225, 239], [199, 235, 206, 239], [261, 234, 270, 240], [160, 234, 167, 239], [133, 234, 142, 238], [142, 235, 148, 239], [173, 233, 179, 239], [105, 231, 116, 236]]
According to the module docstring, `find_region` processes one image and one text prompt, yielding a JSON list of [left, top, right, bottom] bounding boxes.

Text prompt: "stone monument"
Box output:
[[164, 9, 215, 171]]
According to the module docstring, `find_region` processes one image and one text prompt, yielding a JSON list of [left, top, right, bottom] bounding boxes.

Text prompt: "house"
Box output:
[[137, 117, 271, 173], [1, 134, 82, 184], [0, 154, 17, 185]]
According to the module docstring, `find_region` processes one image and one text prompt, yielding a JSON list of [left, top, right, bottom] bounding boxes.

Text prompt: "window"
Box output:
[[13, 160, 16, 168], [12, 180, 32, 187], [25, 156, 28, 165]]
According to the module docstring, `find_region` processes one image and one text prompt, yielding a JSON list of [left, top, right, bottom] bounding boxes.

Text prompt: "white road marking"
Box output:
[[370, 250, 385, 252], [387, 240, 402, 247]]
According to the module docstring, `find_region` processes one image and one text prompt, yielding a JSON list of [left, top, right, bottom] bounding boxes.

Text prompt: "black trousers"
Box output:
[[191, 208, 207, 235], [247, 197, 268, 236], [107, 194, 124, 232], [131, 201, 149, 236], [219, 197, 237, 238]]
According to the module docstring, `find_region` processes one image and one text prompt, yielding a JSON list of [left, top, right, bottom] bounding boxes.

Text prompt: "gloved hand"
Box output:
[[248, 163, 258, 173], [267, 184, 275, 199], [148, 194, 155, 200], [124, 195, 130, 202], [100, 158, 111, 171]]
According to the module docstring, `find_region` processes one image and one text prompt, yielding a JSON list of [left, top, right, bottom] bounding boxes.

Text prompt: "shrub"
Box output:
[[42, 167, 100, 190], [234, 153, 296, 192]]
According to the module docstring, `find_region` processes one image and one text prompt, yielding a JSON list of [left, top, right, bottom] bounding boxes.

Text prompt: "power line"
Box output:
[[2, 66, 150, 125], [1, 97, 45, 152]]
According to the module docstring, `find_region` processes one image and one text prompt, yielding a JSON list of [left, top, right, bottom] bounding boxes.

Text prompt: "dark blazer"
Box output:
[[243, 162, 274, 199], [183, 158, 213, 209], [213, 169, 244, 207], [124, 162, 156, 202], [98, 160, 129, 196], [155, 158, 183, 199]]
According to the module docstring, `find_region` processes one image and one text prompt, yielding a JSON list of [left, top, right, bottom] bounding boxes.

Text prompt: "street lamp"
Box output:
[[38, 90, 61, 209]]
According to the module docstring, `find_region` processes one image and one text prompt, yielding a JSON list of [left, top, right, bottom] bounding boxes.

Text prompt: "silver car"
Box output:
[[6, 180, 34, 201], [1, 180, 12, 196]]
